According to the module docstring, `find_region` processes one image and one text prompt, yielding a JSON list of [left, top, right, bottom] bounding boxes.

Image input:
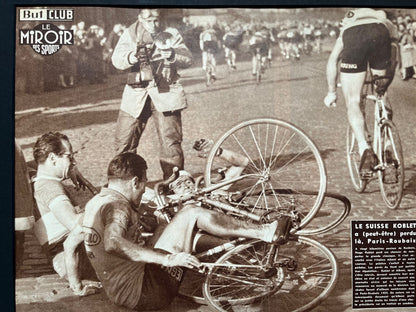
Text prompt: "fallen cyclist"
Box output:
[[82, 152, 291, 310], [32, 132, 101, 296]]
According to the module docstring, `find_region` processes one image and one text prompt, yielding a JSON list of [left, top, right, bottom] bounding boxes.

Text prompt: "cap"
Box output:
[[169, 170, 194, 190]]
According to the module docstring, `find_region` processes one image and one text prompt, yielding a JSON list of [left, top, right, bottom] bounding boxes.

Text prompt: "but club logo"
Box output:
[[18, 8, 74, 56]]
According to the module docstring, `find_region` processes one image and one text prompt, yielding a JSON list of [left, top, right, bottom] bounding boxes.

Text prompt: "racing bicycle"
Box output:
[[205, 47, 217, 86], [148, 118, 351, 312], [346, 73, 404, 209]]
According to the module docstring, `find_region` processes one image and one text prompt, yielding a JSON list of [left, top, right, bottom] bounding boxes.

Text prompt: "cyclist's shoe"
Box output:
[[231, 65, 237, 70], [252, 72, 256, 76], [264, 216, 292, 245], [359, 148, 378, 178], [382, 149, 399, 184], [209, 75, 217, 84], [193, 138, 214, 158]]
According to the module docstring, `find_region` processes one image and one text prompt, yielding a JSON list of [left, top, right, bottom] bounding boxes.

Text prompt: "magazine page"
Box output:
[[14, 5, 416, 312]]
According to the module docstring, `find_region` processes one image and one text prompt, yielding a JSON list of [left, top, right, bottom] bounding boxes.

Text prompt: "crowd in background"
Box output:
[[395, 14, 416, 79], [16, 21, 126, 93], [15, 11, 416, 94]]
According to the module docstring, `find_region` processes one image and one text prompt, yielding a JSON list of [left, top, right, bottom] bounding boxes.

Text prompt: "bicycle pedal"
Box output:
[[360, 171, 374, 180]]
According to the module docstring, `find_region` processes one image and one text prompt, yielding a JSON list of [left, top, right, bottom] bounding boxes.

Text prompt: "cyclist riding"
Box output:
[[248, 27, 270, 76], [324, 8, 398, 177], [285, 25, 302, 60], [200, 24, 219, 82], [302, 23, 315, 54], [222, 24, 244, 70]]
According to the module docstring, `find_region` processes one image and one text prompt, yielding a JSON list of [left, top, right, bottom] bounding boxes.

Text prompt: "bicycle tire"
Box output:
[[206, 65, 212, 86], [204, 118, 327, 233], [235, 190, 350, 236], [203, 236, 338, 312], [377, 120, 405, 209], [346, 125, 368, 193]]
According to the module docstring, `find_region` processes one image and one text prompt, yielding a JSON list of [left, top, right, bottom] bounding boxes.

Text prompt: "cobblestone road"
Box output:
[[15, 41, 416, 312]]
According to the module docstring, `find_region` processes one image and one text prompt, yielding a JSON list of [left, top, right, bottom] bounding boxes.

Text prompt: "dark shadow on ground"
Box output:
[[16, 108, 119, 140], [185, 75, 316, 95], [404, 164, 416, 196]]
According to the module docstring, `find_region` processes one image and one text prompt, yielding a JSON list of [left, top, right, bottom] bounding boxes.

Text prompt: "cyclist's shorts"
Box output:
[[250, 43, 268, 56], [203, 41, 218, 53], [341, 23, 391, 73], [224, 40, 240, 50], [135, 263, 182, 310]]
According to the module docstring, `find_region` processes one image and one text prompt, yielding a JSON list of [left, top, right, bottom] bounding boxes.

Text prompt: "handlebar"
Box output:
[[77, 171, 99, 195], [154, 167, 179, 207]]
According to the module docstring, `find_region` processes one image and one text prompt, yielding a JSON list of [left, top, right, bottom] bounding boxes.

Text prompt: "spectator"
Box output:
[[83, 25, 106, 84], [111, 8, 192, 179], [104, 24, 124, 75], [57, 25, 77, 88], [32, 132, 99, 296], [74, 21, 89, 82]]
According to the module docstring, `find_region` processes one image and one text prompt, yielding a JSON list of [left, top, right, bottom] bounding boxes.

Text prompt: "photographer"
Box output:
[[112, 9, 193, 180]]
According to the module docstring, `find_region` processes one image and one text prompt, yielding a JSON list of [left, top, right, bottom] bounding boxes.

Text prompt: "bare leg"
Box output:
[[202, 51, 207, 71], [154, 205, 276, 254], [340, 71, 368, 155]]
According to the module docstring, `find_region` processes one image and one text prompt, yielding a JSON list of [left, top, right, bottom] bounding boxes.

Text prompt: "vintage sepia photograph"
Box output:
[[14, 5, 416, 312]]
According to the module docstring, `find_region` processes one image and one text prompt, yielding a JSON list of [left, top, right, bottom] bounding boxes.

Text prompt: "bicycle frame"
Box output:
[[347, 71, 404, 208], [368, 93, 389, 172]]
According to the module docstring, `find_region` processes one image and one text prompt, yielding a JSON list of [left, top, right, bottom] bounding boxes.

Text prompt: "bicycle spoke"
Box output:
[[205, 119, 326, 232]]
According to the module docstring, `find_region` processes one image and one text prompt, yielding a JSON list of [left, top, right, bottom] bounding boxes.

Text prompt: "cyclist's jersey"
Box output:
[[286, 29, 302, 43], [303, 26, 314, 40], [200, 29, 217, 43], [200, 29, 218, 52], [313, 29, 322, 39], [277, 29, 288, 41], [340, 8, 398, 39], [249, 32, 268, 55], [223, 30, 244, 49], [249, 32, 268, 45]]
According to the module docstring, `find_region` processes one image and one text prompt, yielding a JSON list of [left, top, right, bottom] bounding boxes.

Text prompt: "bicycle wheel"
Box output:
[[377, 120, 405, 209], [203, 236, 338, 312], [256, 55, 262, 84], [204, 119, 327, 232], [206, 65, 212, 86], [203, 240, 285, 310], [178, 236, 228, 304], [346, 125, 367, 192]]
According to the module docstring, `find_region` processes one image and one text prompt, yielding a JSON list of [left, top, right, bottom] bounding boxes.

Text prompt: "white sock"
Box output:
[[358, 141, 370, 156], [263, 221, 278, 243]]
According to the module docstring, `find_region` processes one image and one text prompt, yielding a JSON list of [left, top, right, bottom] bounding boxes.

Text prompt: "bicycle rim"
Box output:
[[204, 119, 327, 232], [377, 120, 405, 209], [203, 237, 338, 312], [203, 240, 285, 310], [346, 125, 367, 192], [206, 66, 212, 86]]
